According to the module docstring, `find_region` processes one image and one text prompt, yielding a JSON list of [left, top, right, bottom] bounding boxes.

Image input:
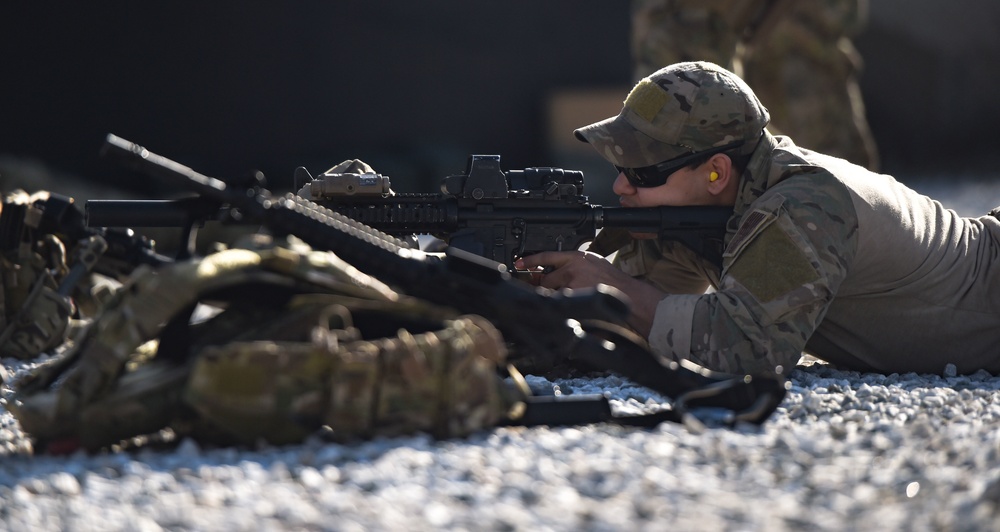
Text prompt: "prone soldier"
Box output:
[[519, 61, 1000, 377]]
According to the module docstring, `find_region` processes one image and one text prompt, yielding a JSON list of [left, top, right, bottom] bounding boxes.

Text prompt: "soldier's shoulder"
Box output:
[[756, 169, 859, 236]]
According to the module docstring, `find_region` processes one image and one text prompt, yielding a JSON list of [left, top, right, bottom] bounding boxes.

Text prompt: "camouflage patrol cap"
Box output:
[[574, 61, 769, 168]]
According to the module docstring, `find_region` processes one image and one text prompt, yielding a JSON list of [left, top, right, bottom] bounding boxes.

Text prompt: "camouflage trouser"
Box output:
[[631, 0, 879, 170]]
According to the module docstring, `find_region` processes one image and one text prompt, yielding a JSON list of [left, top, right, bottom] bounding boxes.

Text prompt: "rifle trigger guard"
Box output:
[[512, 218, 527, 261]]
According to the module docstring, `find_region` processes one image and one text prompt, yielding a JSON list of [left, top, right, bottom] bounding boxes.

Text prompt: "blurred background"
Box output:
[[1, 1, 998, 209]]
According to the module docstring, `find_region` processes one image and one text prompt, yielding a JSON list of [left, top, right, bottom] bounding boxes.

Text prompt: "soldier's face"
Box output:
[[612, 164, 711, 208]]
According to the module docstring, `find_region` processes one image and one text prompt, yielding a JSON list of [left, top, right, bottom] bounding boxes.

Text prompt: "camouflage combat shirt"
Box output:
[[618, 131, 1000, 375]]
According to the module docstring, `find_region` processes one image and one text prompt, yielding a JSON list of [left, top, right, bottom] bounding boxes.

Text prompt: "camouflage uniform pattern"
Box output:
[[631, 0, 749, 72], [644, 130, 1000, 376], [0, 237, 74, 359], [645, 131, 859, 374], [0, 190, 115, 360], [580, 62, 1000, 376], [186, 306, 518, 446], [630, 0, 879, 170], [322, 313, 517, 441], [574, 61, 768, 169], [10, 236, 527, 452]]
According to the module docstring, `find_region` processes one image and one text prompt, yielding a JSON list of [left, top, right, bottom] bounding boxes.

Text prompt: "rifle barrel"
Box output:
[[600, 205, 732, 232], [86, 198, 226, 227]]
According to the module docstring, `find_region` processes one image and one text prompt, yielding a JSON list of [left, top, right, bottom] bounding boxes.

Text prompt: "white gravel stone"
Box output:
[[5, 355, 995, 530], [1, 185, 998, 530]]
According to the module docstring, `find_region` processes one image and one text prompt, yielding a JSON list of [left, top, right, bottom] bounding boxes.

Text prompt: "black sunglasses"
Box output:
[[615, 140, 745, 188]]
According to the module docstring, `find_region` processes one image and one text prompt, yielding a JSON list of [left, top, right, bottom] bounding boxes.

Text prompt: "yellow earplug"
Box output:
[[710, 171, 719, 182]]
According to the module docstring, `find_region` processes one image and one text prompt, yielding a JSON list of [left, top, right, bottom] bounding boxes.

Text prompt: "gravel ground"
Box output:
[[1, 360, 999, 531], [1, 178, 999, 531]]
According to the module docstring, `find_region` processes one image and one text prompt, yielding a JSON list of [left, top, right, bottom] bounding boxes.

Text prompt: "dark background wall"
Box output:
[[856, 0, 1000, 176], [1, 1, 998, 201], [0, 2, 632, 196]]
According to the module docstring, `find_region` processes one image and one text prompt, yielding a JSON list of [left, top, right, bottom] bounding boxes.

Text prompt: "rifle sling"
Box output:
[[505, 394, 684, 428]]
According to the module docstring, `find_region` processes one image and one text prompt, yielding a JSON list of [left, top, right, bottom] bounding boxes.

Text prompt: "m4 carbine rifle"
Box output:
[[95, 133, 787, 428], [85, 155, 733, 270]]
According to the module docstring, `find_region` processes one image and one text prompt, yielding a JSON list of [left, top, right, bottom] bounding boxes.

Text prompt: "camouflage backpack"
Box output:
[[8, 235, 529, 453]]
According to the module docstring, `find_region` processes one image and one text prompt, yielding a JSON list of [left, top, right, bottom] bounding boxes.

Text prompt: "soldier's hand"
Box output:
[[515, 251, 633, 291], [516, 250, 665, 337]]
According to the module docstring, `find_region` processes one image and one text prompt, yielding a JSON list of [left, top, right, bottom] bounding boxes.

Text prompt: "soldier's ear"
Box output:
[[706, 154, 733, 195]]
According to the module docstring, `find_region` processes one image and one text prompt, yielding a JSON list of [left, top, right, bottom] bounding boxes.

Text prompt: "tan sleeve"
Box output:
[[647, 293, 700, 358]]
